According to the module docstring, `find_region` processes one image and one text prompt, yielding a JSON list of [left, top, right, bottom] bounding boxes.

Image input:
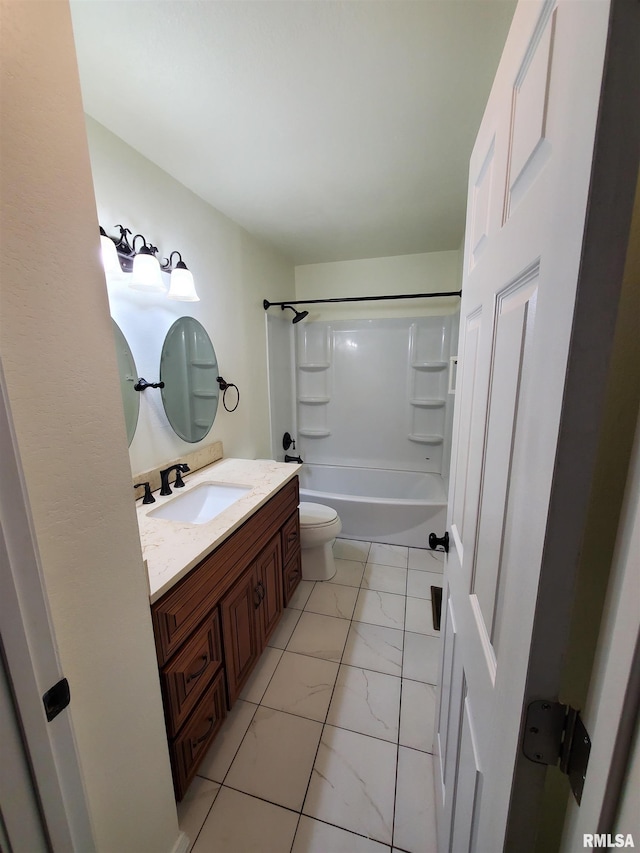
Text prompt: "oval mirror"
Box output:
[[160, 317, 219, 443], [112, 320, 140, 446]]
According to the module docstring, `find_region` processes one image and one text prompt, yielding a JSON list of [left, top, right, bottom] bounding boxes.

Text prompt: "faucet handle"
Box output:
[[174, 467, 187, 488], [134, 482, 155, 504]]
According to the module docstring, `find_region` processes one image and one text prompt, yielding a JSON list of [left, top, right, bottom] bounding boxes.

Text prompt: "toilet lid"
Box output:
[[299, 501, 338, 528]]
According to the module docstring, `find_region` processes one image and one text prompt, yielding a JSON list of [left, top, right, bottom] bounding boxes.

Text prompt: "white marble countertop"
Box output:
[[137, 458, 300, 603]]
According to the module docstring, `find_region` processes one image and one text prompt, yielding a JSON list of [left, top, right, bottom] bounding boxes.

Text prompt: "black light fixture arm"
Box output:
[[161, 250, 189, 273], [100, 224, 189, 277]]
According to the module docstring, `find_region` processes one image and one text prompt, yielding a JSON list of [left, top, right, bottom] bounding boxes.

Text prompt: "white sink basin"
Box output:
[[147, 481, 252, 525]]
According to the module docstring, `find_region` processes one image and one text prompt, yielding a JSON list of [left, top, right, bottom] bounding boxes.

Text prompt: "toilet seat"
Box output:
[[299, 501, 339, 528]]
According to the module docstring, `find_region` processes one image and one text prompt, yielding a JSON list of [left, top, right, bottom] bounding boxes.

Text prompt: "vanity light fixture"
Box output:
[[162, 251, 199, 302], [99, 225, 198, 300], [99, 227, 122, 278], [129, 235, 165, 293]]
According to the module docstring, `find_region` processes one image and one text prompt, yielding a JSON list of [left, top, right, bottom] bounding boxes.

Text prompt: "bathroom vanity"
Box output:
[[138, 460, 301, 800]]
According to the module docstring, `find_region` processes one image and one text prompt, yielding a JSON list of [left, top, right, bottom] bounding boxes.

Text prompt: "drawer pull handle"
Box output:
[[287, 532, 298, 543], [186, 655, 209, 683], [191, 716, 214, 748], [254, 580, 266, 608]]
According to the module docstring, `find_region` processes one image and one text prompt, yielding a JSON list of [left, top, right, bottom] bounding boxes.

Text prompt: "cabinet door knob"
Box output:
[[186, 655, 209, 683], [254, 586, 262, 608]]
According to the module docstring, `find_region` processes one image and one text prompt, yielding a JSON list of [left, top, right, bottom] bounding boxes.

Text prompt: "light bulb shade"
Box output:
[[129, 251, 165, 292], [167, 265, 199, 301], [100, 234, 122, 278]]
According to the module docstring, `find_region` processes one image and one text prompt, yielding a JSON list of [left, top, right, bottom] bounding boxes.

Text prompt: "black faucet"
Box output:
[[159, 463, 190, 496], [134, 481, 155, 504], [284, 454, 303, 464]]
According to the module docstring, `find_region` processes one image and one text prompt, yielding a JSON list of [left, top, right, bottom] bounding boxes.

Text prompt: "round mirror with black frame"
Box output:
[[112, 319, 140, 446], [160, 317, 219, 443]]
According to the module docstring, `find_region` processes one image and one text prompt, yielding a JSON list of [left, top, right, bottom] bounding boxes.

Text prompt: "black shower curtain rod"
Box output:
[[263, 290, 461, 309]]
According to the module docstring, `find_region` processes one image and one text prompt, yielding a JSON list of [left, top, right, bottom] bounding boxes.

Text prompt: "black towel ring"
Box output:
[[216, 376, 240, 412]]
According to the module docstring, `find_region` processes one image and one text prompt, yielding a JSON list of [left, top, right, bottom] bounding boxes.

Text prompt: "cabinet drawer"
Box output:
[[171, 670, 226, 801], [283, 550, 302, 606], [281, 511, 300, 566], [161, 611, 222, 737]]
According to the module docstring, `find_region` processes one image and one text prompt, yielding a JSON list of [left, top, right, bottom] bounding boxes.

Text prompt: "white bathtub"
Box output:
[[298, 464, 448, 549]]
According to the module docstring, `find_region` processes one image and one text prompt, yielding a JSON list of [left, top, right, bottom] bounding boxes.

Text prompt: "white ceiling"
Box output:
[[70, 1, 515, 265]]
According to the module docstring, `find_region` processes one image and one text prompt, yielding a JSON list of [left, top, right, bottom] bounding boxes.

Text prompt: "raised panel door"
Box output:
[[435, 2, 613, 850], [220, 565, 260, 705], [256, 536, 283, 644]]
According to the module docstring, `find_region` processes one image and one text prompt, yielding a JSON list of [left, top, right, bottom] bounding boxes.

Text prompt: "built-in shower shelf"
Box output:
[[409, 398, 446, 408], [298, 396, 330, 404], [411, 361, 448, 370], [190, 360, 217, 367], [298, 429, 331, 437], [408, 434, 444, 444], [192, 390, 218, 398], [298, 362, 330, 371]]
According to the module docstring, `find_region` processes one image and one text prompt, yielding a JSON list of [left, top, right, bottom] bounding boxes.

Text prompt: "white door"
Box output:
[[0, 360, 95, 851], [0, 652, 49, 852], [434, 1, 615, 850]]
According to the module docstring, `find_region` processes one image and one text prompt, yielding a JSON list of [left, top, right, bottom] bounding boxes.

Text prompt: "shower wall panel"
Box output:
[[295, 316, 457, 473]]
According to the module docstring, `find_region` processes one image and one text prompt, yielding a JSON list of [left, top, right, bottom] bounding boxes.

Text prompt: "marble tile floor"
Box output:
[[177, 539, 444, 853]]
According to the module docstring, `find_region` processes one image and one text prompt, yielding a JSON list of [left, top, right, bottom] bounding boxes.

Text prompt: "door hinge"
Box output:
[[42, 677, 70, 722], [522, 699, 591, 805]]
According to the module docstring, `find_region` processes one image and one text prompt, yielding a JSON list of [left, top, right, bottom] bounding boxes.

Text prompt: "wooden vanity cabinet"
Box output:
[[151, 476, 300, 800]]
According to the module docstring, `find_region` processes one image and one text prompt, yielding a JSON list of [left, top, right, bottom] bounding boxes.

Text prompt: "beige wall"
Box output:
[[86, 118, 295, 475], [295, 250, 461, 320], [0, 3, 181, 850]]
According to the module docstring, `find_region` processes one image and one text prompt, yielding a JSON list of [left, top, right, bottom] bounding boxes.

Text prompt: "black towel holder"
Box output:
[[216, 376, 240, 412]]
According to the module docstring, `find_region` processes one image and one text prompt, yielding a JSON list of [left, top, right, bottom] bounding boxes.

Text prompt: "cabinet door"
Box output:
[[256, 536, 283, 644], [221, 566, 260, 705]]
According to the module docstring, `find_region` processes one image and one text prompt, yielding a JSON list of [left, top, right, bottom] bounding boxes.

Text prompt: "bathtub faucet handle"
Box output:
[[283, 432, 296, 452]]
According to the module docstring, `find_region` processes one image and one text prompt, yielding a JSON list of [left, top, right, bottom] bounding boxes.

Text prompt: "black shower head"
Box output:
[[281, 304, 308, 324], [262, 299, 308, 324]]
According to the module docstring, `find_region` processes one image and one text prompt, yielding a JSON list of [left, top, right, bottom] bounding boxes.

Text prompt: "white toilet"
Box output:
[[299, 501, 342, 581]]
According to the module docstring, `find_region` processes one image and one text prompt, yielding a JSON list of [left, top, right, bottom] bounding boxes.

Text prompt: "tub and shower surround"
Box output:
[[294, 315, 457, 546], [295, 315, 458, 475]]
